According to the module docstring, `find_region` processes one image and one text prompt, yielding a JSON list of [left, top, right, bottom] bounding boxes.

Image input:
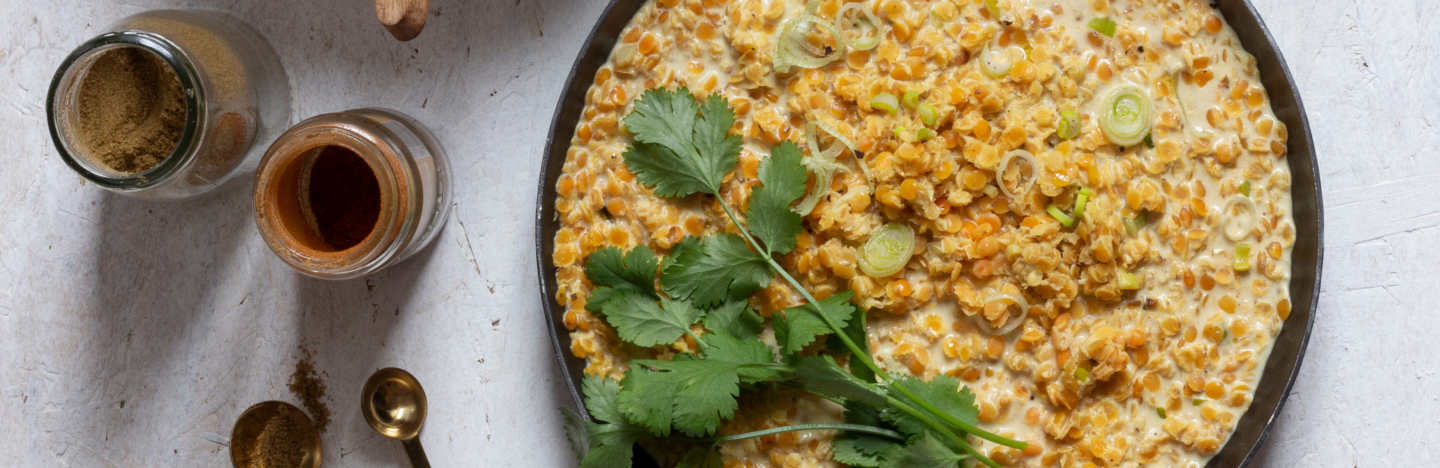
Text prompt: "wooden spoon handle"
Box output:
[[376, 0, 429, 41]]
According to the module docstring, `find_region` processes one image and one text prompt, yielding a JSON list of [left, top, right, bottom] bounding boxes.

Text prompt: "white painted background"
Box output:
[[0, 0, 1433, 466]]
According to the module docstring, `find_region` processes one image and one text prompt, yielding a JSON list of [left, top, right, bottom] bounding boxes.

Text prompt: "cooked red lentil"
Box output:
[[553, 0, 1296, 466]]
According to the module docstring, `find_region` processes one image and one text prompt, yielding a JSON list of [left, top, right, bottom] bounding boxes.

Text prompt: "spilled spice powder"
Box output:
[[288, 348, 331, 433], [306, 146, 381, 250], [75, 46, 187, 174], [237, 404, 312, 468]]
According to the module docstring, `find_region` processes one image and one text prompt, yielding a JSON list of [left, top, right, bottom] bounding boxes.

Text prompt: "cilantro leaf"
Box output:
[[622, 88, 740, 197], [693, 94, 744, 184], [878, 432, 970, 468], [618, 332, 788, 436], [618, 359, 738, 436], [843, 399, 887, 427], [703, 299, 765, 340], [585, 245, 659, 313], [677, 446, 725, 468], [833, 436, 895, 467], [702, 330, 785, 384], [580, 417, 646, 468], [564, 376, 645, 468], [790, 355, 888, 407], [581, 375, 628, 424], [561, 407, 591, 462], [893, 375, 981, 428], [828, 306, 875, 383], [662, 233, 771, 308], [833, 400, 904, 468], [746, 141, 807, 255], [598, 294, 702, 348], [883, 376, 980, 438], [664, 236, 701, 269], [775, 292, 856, 355]]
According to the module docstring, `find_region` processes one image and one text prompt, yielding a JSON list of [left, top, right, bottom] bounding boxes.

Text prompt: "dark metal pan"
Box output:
[[535, 1, 1322, 466]]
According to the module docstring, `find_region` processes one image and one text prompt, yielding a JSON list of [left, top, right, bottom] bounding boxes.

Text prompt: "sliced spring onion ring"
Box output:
[[902, 90, 920, 109], [858, 223, 916, 278], [1117, 271, 1140, 290], [815, 119, 875, 193], [1123, 212, 1146, 236], [1088, 17, 1117, 37], [835, 3, 884, 50], [1057, 110, 1081, 139], [973, 293, 1030, 335], [1074, 367, 1091, 383], [1222, 195, 1258, 241], [1099, 84, 1155, 147], [1072, 187, 1093, 221], [795, 121, 853, 216], [984, 0, 1000, 18], [996, 150, 1040, 199], [893, 125, 911, 142], [814, 120, 857, 153], [1047, 205, 1075, 227], [1157, 407, 1168, 419], [916, 128, 936, 141], [980, 44, 1017, 78], [1233, 242, 1252, 271], [774, 3, 846, 74], [1169, 72, 1215, 139], [1239, 180, 1252, 197], [870, 92, 899, 114], [918, 104, 939, 127]]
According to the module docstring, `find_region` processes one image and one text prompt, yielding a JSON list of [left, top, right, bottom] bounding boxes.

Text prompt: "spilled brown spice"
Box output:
[[288, 347, 331, 433]]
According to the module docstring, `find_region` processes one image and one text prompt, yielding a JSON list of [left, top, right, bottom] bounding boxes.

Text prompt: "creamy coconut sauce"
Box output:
[[554, 0, 1296, 466]]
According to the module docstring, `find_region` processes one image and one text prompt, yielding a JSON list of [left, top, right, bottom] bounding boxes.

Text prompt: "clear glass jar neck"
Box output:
[[47, 31, 204, 189]]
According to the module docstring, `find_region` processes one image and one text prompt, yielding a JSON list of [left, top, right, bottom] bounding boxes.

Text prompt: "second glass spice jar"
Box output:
[[253, 108, 452, 279]]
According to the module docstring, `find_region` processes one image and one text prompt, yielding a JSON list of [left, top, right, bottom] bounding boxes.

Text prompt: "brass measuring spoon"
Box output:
[[361, 368, 431, 468], [229, 401, 321, 468]]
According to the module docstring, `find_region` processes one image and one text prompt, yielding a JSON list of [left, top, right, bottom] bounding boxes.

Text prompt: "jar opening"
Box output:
[[273, 145, 383, 253], [70, 46, 187, 175], [48, 30, 204, 191]]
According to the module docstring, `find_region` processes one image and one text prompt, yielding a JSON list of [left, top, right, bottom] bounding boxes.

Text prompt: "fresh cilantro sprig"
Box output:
[[562, 87, 1025, 468]]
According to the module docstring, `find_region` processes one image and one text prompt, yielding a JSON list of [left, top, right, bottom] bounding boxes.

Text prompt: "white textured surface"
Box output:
[[0, 0, 1434, 466]]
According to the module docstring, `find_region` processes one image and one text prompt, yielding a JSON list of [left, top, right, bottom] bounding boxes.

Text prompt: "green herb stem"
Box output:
[[664, 423, 907, 444], [883, 396, 999, 468], [685, 329, 710, 350], [888, 384, 1028, 450], [717, 196, 1023, 462], [716, 198, 888, 380]]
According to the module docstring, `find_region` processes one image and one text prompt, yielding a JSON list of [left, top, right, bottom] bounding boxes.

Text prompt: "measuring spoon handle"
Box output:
[[402, 436, 431, 468]]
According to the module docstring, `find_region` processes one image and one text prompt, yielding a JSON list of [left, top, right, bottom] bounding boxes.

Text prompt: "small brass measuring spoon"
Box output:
[[361, 367, 431, 468], [229, 401, 321, 468]]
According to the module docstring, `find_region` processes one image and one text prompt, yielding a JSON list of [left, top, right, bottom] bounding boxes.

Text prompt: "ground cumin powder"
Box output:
[[75, 46, 186, 174], [236, 404, 311, 468]]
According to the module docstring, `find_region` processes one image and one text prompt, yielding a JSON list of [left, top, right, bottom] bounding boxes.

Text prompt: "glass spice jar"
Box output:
[[253, 108, 453, 280], [47, 10, 290, 201]]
